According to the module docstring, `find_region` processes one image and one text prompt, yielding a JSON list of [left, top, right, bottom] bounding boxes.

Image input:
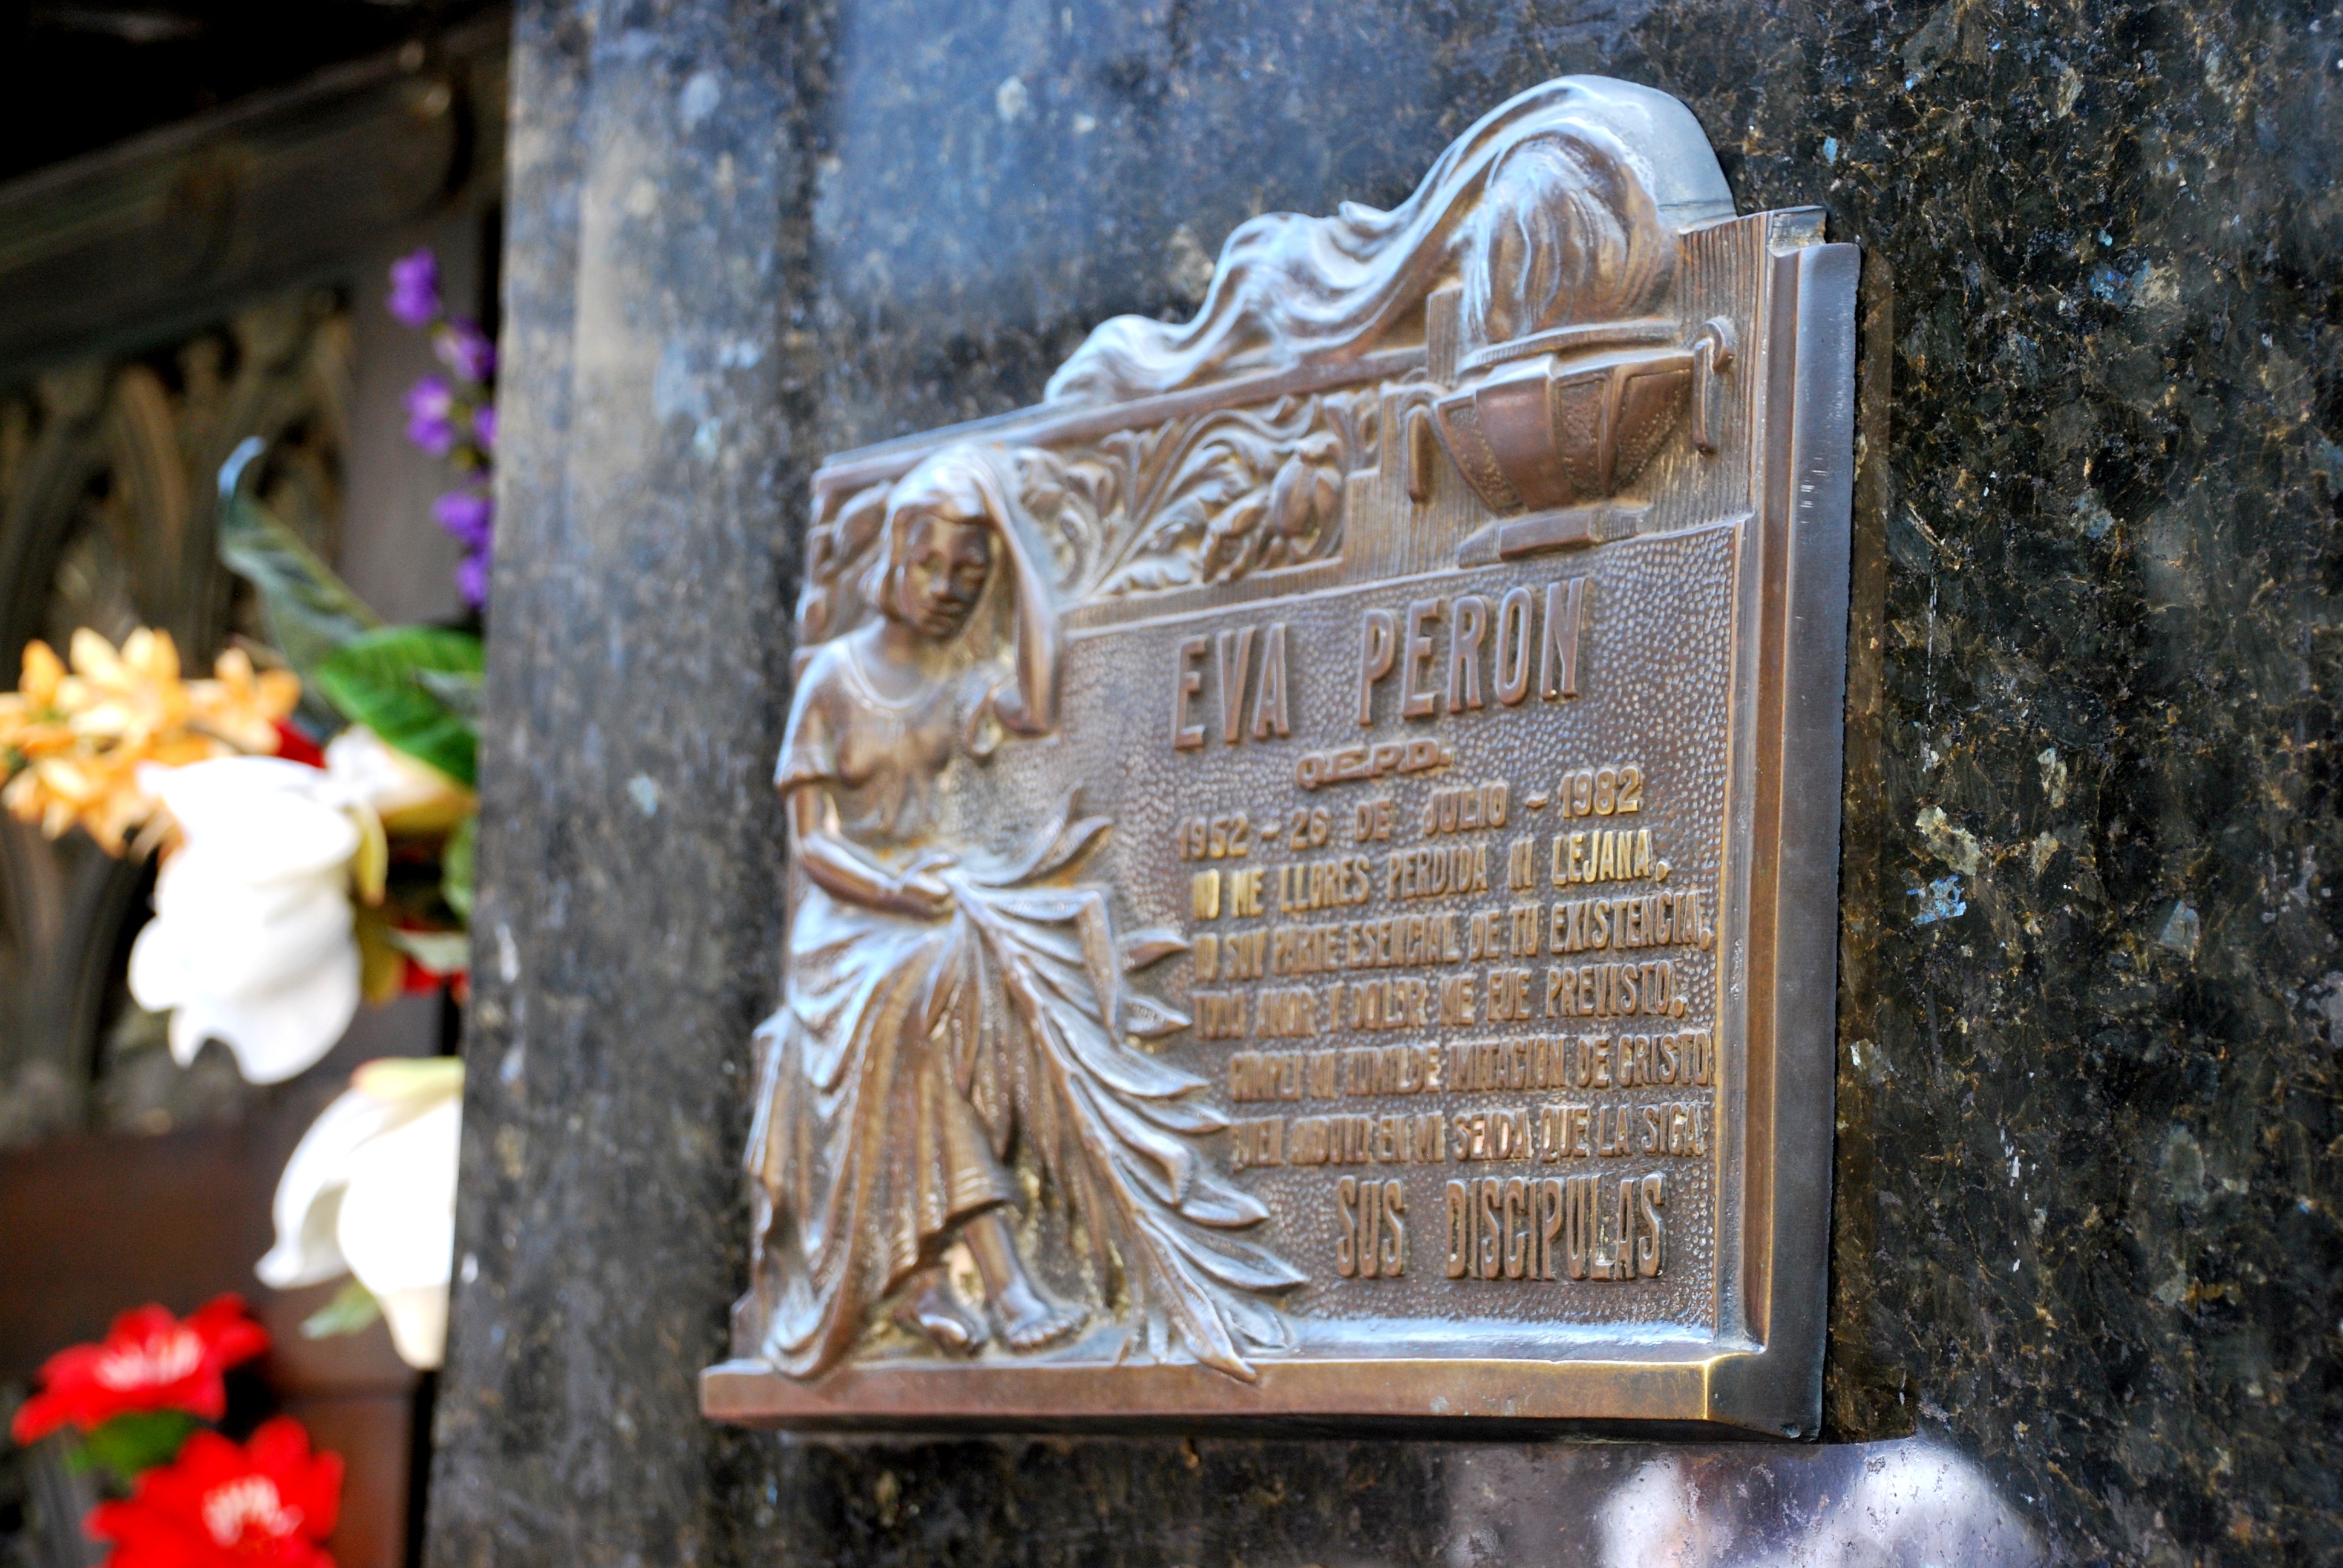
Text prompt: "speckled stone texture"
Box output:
[[428, 2, 2342, 1564]]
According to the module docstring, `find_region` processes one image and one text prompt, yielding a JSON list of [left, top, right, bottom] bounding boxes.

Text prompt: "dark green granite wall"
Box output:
[[426, 1, 2341, 1563]]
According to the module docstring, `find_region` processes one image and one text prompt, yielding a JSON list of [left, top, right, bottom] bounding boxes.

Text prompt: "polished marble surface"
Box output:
[[425, 1, 2341, 1563]]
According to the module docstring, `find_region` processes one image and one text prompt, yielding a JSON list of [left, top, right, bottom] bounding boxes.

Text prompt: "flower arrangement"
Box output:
[[8, 1299, 344, 1568], [0, 251, 501, 1374], [0, 568, 478, 1086]]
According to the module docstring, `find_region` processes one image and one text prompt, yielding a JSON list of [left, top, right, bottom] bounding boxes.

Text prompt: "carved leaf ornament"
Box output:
[[1037, 391, 1372, 598], [939, 798, 1305, 1376]]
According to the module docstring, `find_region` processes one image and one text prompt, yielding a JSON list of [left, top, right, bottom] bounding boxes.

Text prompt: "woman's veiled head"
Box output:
[[857, 442, 1061, 739], [880, 454, 997, 642]]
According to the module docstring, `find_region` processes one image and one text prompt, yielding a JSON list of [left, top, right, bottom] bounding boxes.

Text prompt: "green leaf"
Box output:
[[441, 809, 477, 924], [70, 1410, 200, 1480], [215, 446, 381, 714], [301, 1279, 382, 1340], [416, 665, 484, 727], [385, 928, 470, 975], [315, 626, 485, 786]]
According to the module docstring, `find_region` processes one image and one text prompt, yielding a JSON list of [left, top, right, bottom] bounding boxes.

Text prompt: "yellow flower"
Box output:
[[61, 627, 192, 750], [188, 647, 303, 753], [0, 641, 72, 762], [20, 639, 63, 706], [1, 629, 309, 855], [16, 751, 154, 851]]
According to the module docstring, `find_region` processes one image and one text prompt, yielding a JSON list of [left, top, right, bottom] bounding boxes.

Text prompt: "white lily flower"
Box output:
[[260, 1058, 464, 1370], [127, 757, 362, 1085], [256, 1088, 401, 1290], [323, 725, 473, 835]]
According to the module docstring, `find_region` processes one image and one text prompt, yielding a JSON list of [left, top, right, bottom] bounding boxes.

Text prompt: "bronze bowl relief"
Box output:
[[1432, 315, 1737, 555]]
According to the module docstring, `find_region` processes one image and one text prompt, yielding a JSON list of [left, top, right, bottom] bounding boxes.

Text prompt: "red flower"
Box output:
[[10, 1298, 269, 1445], [268, 721, 326, 769], [88, 1417, 341, 1568]]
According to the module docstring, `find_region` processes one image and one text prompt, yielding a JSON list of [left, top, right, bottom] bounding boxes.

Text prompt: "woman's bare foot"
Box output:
[[989, 1274, 1086, 1352], [962, 1207, 1084, 1351], [893, 1270, 986, 1353]]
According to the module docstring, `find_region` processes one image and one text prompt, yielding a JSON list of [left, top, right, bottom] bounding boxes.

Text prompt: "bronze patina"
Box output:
[[703, 76, 1856, 1434]]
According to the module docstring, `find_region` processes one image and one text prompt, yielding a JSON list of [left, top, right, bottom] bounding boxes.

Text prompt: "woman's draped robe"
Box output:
[[742, 638, 1302, 1380]]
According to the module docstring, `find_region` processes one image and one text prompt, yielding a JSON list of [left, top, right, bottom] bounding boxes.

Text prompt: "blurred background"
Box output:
[[0, 4, 508, 1563]]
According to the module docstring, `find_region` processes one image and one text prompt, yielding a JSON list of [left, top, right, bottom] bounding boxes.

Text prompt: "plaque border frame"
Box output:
[[703, 225, 1856, 1438]]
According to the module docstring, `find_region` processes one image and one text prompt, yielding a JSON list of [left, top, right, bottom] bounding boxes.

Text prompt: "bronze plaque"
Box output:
[[703, 76, 1855, 1435]]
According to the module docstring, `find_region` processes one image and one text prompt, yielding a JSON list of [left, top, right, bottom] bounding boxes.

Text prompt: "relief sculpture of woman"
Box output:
[[739, 443, 1302, 1382]]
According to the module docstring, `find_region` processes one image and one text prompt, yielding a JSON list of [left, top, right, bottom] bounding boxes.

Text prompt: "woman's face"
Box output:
[[894, 511, 993, 640]]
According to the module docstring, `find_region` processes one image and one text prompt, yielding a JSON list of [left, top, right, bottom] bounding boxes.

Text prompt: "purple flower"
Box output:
[[454, 550, 491, 610], [404, 376, 457, 457], [434, 319, 497, 384], [471, 403, 498, 452], [387, 249, 442, 329], [433, 489, 495, 552]]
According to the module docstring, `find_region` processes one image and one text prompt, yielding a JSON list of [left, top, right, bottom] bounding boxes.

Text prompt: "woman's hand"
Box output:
[[788, 785, 962, 919], [888, 849, 958, 918]]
